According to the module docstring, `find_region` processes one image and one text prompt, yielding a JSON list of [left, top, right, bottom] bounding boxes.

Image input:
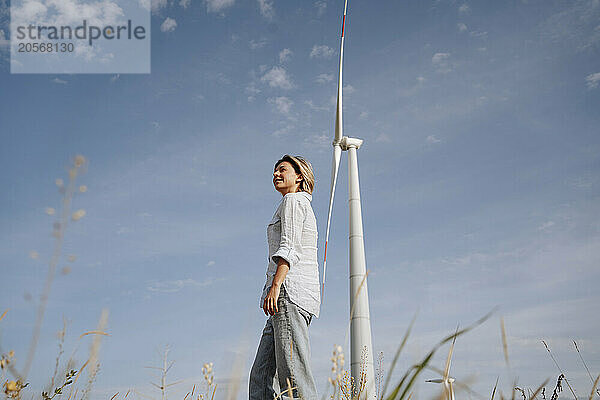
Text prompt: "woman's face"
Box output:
[[273, 161, 301, 195]]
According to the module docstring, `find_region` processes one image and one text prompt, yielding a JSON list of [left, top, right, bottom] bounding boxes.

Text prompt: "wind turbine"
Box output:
[[426, 331, 458, 400], [322, 1, 376, 399]]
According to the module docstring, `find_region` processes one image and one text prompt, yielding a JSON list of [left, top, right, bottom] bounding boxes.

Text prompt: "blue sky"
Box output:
[[1, 0, 600, 399]]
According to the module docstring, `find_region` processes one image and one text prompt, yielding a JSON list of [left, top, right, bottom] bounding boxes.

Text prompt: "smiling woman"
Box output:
[[249, 154, 320, 400]]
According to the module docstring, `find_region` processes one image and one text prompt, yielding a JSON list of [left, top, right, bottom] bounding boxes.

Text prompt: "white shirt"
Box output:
[[260, 191, 321, 318]]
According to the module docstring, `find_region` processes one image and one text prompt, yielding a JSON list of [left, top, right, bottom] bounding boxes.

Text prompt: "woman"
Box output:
[[249, 155, 321, 400]]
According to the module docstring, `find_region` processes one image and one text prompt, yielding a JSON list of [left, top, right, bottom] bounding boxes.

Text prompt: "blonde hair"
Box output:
[[275, 155, 315, 195]]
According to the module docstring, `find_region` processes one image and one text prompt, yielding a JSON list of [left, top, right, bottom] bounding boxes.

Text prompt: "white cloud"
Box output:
[[0, 29, 9, 48], [71, 44, 104, 62], [245, 83, 261, 95], [343, 84, 355, 94], [179, 0, 191, 8], [11, 0, 48, 22], [246, 82, 260, 102], [52, 77, 68, 84], [269, 96, 293, 115], [585, 72, 600, 89], [110, 74, 120, 83], [304, 100, 328, 112], [261, 66, 295, 89], [304, 134, 330, 148], [206, 0, 234, 13], [310, 44, 334, 58], [432, 52, 452, 73], [10, 0, 128, 63], [457, 22, 467, 32], [537, 1, 600, 53], [469, 30, 488, 39], [315, 0, 326, 17], [427, 135, 441, 144], [538, 221, 555, 231], [458, 3, 470, 14], [316, 73, 334, 84], [147, 278, 215, 293], [328, 95, 336, 106], [272, 123, 294, 137], [257, 0, 274, 20], [160, 17, 177, 32], [359, 111, 369, 119], [279, 48, 293, 63], [417, 76, 426, 83], [216, 72, 231, 85], [149, 0, 167, 13], [207, 260, 216, 267], [569, 175, 594, 188], [249, 38, 267, 49], [98, 52, 115, 64], [376, 133, 391, 143], [12, 0, 124, 28], [432, 52, 450, 64], [116, 226, 131, 235], [0, 0, 8, 17]]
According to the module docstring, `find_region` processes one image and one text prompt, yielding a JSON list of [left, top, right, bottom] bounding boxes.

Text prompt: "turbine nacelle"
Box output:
[[426, 378, 456, 400], [426, 327, 459, 400], [339, 136, 363, 150]]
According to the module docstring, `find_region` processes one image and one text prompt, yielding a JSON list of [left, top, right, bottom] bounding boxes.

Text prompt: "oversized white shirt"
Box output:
[[260, 191, 321, 318]]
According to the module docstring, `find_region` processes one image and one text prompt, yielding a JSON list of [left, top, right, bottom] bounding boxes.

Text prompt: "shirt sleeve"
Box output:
[[271, 194, 306, 269]]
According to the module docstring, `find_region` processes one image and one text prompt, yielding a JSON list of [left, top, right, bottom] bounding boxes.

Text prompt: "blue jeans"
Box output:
[[249, 284, 317, 400]]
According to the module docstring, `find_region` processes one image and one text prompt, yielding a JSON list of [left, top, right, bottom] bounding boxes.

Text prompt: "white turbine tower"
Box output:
[[322, 1, 376, 399], [426, 332, 458, 400]]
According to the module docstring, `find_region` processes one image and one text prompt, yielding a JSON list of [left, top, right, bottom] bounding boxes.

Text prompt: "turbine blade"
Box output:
[[334, 0, 348, 144], [444, 325, 459, 380], [449, 381, 455, 400], [426, 379, 443, 384], [322, 145, 342, 300], [322, 0, 348, 300]]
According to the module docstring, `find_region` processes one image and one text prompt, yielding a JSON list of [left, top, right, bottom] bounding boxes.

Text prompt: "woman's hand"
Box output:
[[263, 260, 290, 315], [263, 283, 281, 315]]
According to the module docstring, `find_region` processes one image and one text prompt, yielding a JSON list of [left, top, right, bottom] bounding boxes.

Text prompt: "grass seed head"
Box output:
[[74, 155, 86, 168], [72, 209, 86, 221], [3, 380, 29, 399]]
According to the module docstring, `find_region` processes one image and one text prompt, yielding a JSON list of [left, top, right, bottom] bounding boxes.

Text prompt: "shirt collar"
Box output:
[[283, 191, 312, 202], [299, 191, 312, 202]]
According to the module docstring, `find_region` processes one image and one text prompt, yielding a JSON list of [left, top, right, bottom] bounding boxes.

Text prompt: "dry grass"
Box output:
[[0, 155, 111, 400], [500, 318, 509, 367], [23, 155, 88, 380], [1, 156, 598, 400], [542, 342, 578, 400]]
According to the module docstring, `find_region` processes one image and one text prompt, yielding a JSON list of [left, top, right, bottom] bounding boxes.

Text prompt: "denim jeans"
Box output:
[[249, 284, 317, 400]]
